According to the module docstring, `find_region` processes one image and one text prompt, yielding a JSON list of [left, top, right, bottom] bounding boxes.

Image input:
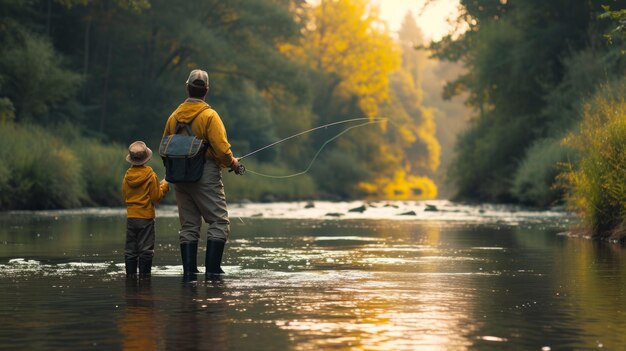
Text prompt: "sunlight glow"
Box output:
[[372, 0, 462, 41]]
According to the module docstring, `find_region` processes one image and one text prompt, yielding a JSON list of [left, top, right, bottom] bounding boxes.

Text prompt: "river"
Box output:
[[0, 200, 624, 350]]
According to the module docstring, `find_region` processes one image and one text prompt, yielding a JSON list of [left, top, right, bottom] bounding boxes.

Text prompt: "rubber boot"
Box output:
[[125, 259, 138, 276], [181, 242, 200, 276], [205, 239, 226, 279], [138, 258, 152, 279]]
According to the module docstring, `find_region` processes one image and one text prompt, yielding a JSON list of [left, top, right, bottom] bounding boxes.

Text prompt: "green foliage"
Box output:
[[599, 5, 626, 45], [0, 97, 14, 122], [0, 33, 82, 123], [69, 139, 127, 206], [449, 113, 532, 202], [56, 0, 151, 11], [0, 123, 84, 210], [0, 122, 148, 210], [224, 160, 317, 202], [432, 0, 626, 203], [311, 149, 369, 199], [0, 0, 450, 208], [563, 78, 626, 239], [51, 0, 307, 147], [512, 138, 573, 207]]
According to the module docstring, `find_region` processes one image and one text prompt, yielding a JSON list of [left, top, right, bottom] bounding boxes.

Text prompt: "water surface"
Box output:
[[0, 201, 624, 350]]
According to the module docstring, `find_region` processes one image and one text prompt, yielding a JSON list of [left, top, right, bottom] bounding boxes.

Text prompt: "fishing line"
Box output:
[[243, 117, 389, 179], [238, 117, 388, 161]]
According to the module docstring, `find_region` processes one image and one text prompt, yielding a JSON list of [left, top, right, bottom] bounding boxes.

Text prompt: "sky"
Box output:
[[372, 0, 461, 41]]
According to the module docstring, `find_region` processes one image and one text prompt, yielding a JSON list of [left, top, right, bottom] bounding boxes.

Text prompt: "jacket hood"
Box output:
[[172, 101, 210, 124], [124, 166, 153, 188]]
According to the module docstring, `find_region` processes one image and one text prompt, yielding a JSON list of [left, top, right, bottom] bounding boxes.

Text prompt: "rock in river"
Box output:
[[348, 205, 367, 213]]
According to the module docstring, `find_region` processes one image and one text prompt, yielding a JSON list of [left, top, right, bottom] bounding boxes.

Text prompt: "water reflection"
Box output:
[[119, 278, 165, 350], [266, 224, 482, 350], [162, 281, 229, 350]]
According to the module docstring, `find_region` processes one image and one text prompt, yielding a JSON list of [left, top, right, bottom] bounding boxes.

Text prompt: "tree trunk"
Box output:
[[100, 42, 112, 133]]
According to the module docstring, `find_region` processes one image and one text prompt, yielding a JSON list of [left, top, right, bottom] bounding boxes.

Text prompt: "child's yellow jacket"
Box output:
[[122, 165, 169, 219]]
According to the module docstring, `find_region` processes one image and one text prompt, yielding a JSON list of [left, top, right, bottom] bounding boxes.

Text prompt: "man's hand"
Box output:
[[229, 158, 245, 175], [230, 158, 240, 172]]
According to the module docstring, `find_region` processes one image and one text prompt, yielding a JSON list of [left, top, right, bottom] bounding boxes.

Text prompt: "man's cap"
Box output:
[[125, 141, 153, 166], [186, 69, 209, 89]]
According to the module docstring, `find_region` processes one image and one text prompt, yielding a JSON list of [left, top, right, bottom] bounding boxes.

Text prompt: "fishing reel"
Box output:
[[229, 163, 246, 175]]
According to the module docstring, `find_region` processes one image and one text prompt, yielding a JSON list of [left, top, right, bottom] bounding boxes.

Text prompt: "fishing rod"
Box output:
[[229, 117, 388, 176]]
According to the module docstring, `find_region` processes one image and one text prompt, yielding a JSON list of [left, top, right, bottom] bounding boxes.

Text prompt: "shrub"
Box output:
[[70, 139, 127, 206], [512, 138, 573, 207], [0, 123, 84, 209], [0, 122, 152, 210], [562, 78, 626, 239], [224, 159, 317, 202]]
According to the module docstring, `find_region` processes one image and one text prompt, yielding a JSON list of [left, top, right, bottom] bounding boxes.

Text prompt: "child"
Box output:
[[122, 141, 169, 277]]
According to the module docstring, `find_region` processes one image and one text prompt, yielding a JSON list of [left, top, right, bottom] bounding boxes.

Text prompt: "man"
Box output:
[[162, 69, 240, 279]]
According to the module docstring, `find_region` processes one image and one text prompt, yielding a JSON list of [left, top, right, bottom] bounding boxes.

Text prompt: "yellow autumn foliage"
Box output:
[[281, 0, 400, 117], [358, 170, 437, 200], [280, 2, 439, 199]]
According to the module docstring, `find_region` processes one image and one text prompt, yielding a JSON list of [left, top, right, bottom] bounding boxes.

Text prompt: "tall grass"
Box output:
[[0, 123, 135, 209], [70, 139, 127, 206], [562, 78, 626, 240], [0, 123, 84, 209]]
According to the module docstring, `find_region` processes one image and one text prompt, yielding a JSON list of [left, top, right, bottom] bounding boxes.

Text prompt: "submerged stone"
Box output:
[[398, 211, 417, 216], [325, 212, 344, 217], [348, 205, 367, 213], [424, 204, 438, 212], [304, 202, 315, 209]]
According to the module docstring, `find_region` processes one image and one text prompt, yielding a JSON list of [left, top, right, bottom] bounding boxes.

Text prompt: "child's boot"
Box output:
[[125, 259, 138, 276], [138, 257, 152, 278]]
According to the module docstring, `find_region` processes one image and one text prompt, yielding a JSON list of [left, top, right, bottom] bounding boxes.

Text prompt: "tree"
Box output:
[[358, 12, 440, 200], [282, 0, 400, 120], [0, 1, 82, 124], [280, 0, 416, 198], [46, 0, 310, 151], [430, 0, 605, 202]]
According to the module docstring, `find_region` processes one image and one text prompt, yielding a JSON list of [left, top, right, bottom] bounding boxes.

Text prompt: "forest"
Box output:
[[0, 0, 465, 207], [0, 0, 625, 238], [429, 0, 626, 238]]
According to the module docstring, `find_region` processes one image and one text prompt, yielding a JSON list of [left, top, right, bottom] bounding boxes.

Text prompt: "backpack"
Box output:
[[159, 122, 208, 183]]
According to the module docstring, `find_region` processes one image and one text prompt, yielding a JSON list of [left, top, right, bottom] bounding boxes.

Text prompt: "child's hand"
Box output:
[[159, 178, 170, 194]]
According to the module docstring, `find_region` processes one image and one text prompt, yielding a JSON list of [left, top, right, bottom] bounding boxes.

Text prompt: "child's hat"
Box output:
[[126, 141, 152, 165]]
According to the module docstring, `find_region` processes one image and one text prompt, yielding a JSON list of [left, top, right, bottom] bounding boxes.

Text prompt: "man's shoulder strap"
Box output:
[[174, 122, 194, 136], [174, 105, 212, 136]]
